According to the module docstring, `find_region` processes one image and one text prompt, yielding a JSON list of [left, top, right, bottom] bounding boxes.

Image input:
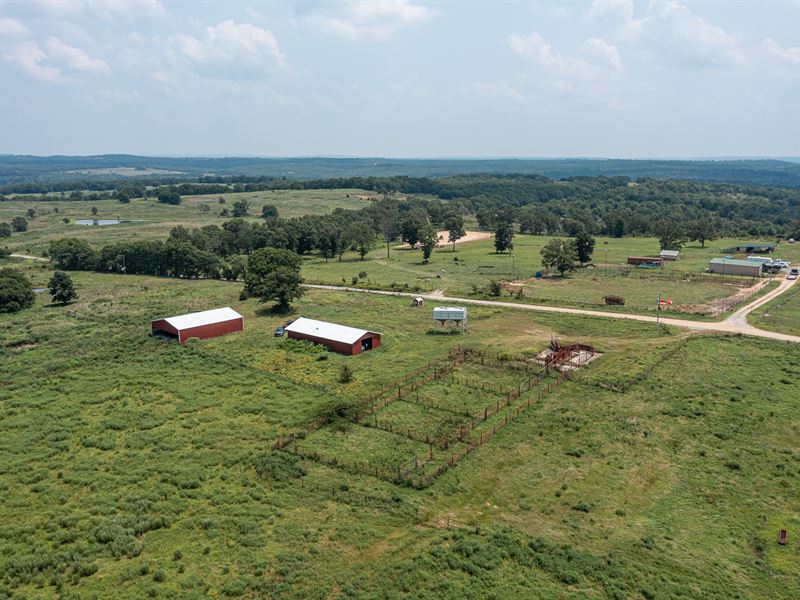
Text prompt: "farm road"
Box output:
[[306, 277, 800, 344]]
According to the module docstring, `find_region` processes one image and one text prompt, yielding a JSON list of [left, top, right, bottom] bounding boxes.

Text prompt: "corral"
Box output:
[[275, 345, 594, 488]]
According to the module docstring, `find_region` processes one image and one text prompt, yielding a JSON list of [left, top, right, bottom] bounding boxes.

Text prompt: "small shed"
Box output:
[[660, 250, 680, 261], [412, 297, 424, 307], [708, 258, 762, 277], [151, 307, 244, 344], [627, 256, 664, 267], [285, 317, 381, 355]]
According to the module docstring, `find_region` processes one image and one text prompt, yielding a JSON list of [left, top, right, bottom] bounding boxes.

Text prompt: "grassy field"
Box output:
[[2, 262, 800, 598], [304, 233, 797, 317], [749, 283, 800, 336], [0, 189, 369, 256]]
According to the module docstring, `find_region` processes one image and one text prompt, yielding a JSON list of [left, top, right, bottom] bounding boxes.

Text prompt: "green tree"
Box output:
[[541, 238, 578, 277], [444, 214, 466, 251], [48, 271, 77, 305], [261, 204, 279, 219], [494, 222, 514, 253], [419, 224, 439, 263], [400, 210, 428, 248], [116, 189, 130, 203], [157, 187, 181, 205], [27, 208, 36, 219], [0, 267, 35, 313], [232, 199, 250, 218], [49, 238, 98, 270], [91, 206, 98, 216], [345, 222, 375, 261], [0, 223, 11, 238], [243, 248, 304, 310], [655, 220, 687, 251], [573, 230, 596, 264], [11, 217, 27, 232], [688, 218, 717, 248]]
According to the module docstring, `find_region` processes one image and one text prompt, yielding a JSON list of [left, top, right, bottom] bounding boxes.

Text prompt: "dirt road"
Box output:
[[10, 254, 48, 262], [305, 278, 800, 343], [8, 251, 797, 342]]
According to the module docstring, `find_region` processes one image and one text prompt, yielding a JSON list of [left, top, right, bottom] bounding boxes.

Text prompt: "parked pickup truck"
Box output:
[[788, 268, 799, 280]]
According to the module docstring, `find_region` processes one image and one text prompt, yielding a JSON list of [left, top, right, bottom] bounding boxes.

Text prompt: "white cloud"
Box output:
[[0, 17, 29, 37], [508, 32, 623, 84], [301, 0, 436, 41], [170, 20, 285, 79], [641, 1, 745, 68], [45, 36, 109, 73], [3, 41, 62, 82], [579, 37, 622, 70], [762, 38, 800, 67], [588, 0, 744, 69]]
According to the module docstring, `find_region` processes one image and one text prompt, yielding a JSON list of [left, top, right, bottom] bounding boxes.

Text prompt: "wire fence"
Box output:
[[273, 345, 589, 488]]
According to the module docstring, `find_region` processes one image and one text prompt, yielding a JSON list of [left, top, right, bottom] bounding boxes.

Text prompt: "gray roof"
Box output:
[[709, 258, 763, 267]]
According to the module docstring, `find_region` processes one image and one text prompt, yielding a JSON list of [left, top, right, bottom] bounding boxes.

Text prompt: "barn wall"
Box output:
[[177, 318, 244, 344], [151, 319, 179, 336], [287, 331, 357, 355]]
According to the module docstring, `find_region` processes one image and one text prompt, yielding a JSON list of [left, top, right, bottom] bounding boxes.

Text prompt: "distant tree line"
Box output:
[[3, 174, 798, 238]]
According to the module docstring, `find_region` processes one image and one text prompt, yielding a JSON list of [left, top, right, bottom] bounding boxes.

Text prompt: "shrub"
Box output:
[[0, 267, 35, 313], [339, 365, 353, 383], [254, 452, 305, 482]]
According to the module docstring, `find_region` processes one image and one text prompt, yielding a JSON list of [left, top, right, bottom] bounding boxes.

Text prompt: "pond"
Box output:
[[74, 219, 143, 226]]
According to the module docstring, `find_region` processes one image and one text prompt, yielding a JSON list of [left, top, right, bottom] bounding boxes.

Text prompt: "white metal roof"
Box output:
[[660, 250, 680, 256], [160, 307, 243, 330], [285, 317, 378, 345]]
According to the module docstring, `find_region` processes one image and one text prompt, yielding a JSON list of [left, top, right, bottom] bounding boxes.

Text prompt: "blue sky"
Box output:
[[0, 0, 799, 158]]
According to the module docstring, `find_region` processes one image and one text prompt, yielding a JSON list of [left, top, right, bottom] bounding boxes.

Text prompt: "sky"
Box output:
[[0, 0, 799, 158]]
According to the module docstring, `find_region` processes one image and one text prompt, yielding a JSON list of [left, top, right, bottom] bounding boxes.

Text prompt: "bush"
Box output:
[[11, 216, 27, 232], [487, 280, 502, 297], [0, 222, 11, 237], [254, 452, 305, 482], [339, 364, 353, 383], [0, 267, 34, 313]]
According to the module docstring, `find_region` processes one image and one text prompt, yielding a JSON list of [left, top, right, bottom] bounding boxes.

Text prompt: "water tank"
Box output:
[[433, 307, 466, 322]]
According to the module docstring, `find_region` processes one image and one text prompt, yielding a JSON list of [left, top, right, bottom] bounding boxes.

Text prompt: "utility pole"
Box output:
[[510, 242, 515, 281], [656, 293, 661, 334], [602, 247, 609, 276]]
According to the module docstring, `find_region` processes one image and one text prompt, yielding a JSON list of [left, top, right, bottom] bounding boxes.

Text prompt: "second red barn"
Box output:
[[285, 317, 381, 355]]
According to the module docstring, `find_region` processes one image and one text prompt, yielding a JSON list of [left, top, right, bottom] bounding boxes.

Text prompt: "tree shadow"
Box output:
[[255, 304, 297, 318]]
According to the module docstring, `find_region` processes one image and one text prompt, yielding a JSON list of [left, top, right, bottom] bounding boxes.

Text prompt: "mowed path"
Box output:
[[306, 277, 800, 343]]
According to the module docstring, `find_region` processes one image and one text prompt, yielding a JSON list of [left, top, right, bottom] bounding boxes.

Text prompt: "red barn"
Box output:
[[151, 307, 244, 344], [285, 317, 381, 355]]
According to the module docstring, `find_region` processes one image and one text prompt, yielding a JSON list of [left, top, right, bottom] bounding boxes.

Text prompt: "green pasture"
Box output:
[[749, 283, 800, 336], [304, 233, 794, 316], [1, 258, 800, 597], [0, 188, 368, 256]]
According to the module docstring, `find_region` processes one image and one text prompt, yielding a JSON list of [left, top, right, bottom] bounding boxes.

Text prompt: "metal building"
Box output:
[[151, 307, 244, 344], [285, 317, 381, 355], [433, 306, 467, 333], [708, 258, 762, 278]]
